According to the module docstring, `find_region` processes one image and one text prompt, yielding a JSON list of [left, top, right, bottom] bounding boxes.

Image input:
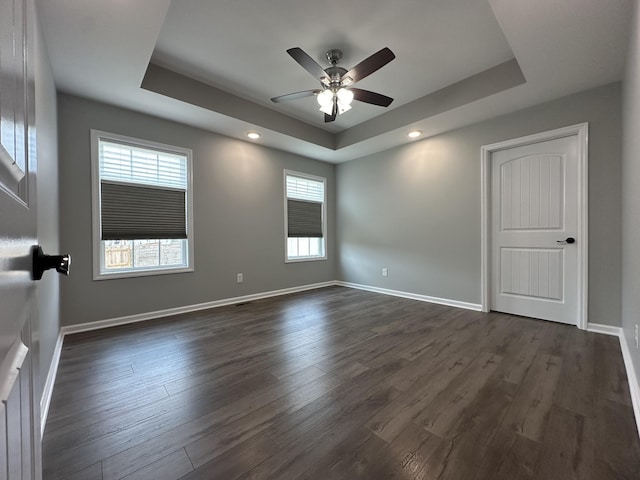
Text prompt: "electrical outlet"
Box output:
[[382, 267, 388, 277], [635, 324, 639, 349], [237, 273, 243, 283]]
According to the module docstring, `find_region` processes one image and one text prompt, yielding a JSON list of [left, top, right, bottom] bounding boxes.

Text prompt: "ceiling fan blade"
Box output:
[[341, 47, 395, 85], [287, 47, 328, 81], [271, 89, 321, 103], [351, 88, 394, 107]]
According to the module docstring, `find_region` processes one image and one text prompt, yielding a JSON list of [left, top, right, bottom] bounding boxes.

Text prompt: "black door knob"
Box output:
[[556, 237, 576, 245], [32, 245, 71, 280]]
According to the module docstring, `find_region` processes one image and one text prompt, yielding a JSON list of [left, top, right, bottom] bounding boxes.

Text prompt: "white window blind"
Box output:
[[286, 175, 324, 202], [99, 140, 187, 189], [286, 174, 324, 238], [99, 139, 188, 241]]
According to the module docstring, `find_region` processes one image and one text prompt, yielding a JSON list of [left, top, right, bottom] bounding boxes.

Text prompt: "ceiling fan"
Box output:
[[271, 47, 396, 123]]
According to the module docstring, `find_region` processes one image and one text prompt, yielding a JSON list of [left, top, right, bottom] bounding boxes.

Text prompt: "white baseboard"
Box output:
[[40, 331, 63, 437], [587, 322, 640, 440], [619, 329, 640, 440], [336, 281, 483, 311], [586, 322, 622, 336]]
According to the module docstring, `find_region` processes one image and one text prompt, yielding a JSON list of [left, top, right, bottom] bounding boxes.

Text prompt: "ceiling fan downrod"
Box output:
[[323, 49, 349, 87]]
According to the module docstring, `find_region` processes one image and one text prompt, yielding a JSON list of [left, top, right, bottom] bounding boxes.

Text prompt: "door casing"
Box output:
[[480, 123, 589, 329]]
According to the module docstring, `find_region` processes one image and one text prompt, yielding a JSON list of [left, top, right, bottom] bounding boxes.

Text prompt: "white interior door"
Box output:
[[0, 0, 41, 478], [490, 134, 581, 325]]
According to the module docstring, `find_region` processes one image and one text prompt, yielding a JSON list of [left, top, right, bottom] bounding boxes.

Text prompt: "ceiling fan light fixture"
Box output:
[[317, 89, 334, 109], [336, 88, 353, 115], [337, 100, 352, 115], [336, 88, 353, 106], [319, 102, 334, 115]]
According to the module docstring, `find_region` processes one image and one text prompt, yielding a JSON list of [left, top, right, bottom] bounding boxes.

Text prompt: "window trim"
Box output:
[[91, 130, 195, 280], [284, 169, 327, 263]]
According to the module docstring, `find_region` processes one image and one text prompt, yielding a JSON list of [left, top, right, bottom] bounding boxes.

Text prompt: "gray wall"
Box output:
[[58, 94, 336, 326], [337, 83, 622, 326], [34, 7, 60, 397], [622, 0, 640, 385]]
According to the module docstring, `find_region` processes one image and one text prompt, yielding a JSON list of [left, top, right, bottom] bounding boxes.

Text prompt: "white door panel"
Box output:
[[499, 154, 564, 230], [491, 135, 579, 324], [0, 0, 40, 478], [500, 247, 563, 300]]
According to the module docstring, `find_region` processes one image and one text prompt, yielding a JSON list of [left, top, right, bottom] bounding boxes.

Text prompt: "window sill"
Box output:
[[93, 266, 194, 281], [285, 256, 327, 264]]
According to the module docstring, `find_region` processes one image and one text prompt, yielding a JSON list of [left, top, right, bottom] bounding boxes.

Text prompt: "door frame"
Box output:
[[480, 123, 589, 329]]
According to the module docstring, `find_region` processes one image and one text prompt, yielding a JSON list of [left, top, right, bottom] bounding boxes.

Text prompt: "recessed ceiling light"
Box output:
[[247, 132, 261, 140], [407, 130, 422, 138]]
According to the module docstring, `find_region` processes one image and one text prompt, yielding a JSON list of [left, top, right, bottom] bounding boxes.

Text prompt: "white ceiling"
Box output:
[[36, 0, 632, 163]]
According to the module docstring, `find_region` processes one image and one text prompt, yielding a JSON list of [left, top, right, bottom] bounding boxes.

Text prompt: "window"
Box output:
[[91, 130, 194, 279], [284, 170, 326, 262]]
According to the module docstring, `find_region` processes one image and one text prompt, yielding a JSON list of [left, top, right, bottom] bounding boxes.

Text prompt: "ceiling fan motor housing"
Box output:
[[323, 50, 348, 88], [324, 66, 348, 88]]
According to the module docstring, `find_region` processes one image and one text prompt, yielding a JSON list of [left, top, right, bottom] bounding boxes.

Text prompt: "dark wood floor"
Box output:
[[42, 286, 640, 480]]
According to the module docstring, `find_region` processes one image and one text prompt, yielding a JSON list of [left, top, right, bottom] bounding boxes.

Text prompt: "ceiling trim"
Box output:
[[141, 63, 335, 150], [337, 59, 525, 149], [142, 59, 525, 153]]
